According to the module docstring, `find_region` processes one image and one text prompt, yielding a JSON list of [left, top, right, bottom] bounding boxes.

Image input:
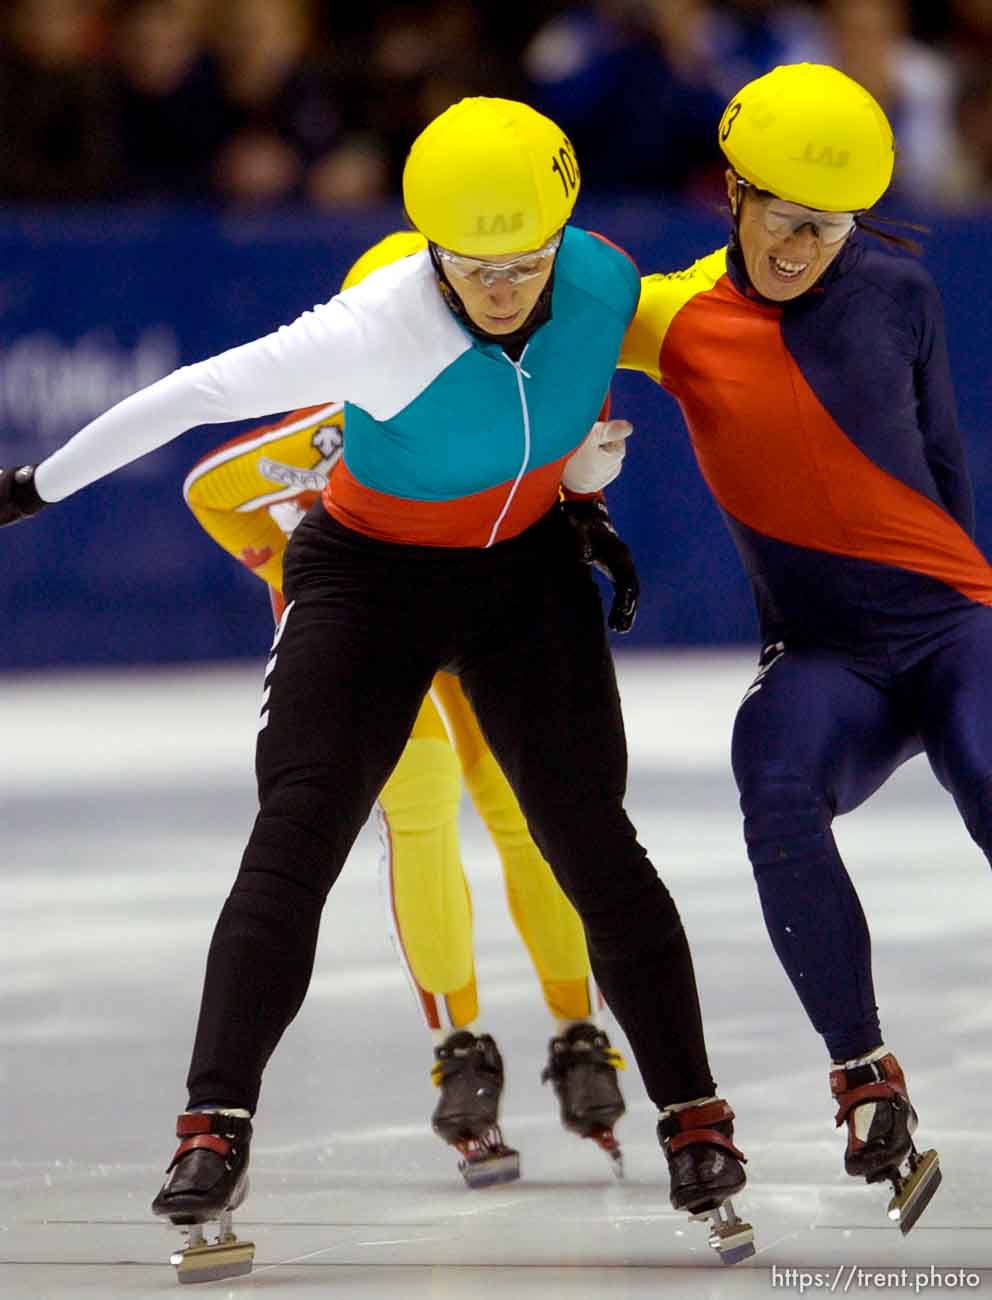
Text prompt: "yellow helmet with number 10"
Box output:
[[718, 64, 894, 212], [403, 97, 580, 257]]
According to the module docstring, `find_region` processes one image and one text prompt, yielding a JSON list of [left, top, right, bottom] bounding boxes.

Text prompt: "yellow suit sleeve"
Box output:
[[183, 404, 345, 593], [619, 247, 730, 385]]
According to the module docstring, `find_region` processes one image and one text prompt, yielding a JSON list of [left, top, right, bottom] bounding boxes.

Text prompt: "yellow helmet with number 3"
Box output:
[[718, 64, 894, 212], [403, 97, 580, 257]]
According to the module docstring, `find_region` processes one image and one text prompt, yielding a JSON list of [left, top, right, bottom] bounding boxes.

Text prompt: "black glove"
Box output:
[[0, 465, 47, 526], [561, 497, 640, 633]]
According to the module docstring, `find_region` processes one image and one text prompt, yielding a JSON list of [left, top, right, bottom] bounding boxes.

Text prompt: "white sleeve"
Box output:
[[34, 297, 371, 504]]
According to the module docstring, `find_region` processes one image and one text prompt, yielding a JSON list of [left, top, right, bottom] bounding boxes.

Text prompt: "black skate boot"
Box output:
[[431, 1030, 520, 1189], [152, 1111, 255, 1284], [830, 1052, 941, 1233], [658, 1098, 754, 1266], [541, 1022, 627, 1176]]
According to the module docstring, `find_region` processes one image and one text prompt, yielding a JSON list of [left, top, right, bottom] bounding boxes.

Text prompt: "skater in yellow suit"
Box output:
[[182, 231, 627, 1184]]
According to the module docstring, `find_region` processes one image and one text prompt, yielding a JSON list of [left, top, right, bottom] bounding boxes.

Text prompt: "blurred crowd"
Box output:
[[1, 0, 990, 212]]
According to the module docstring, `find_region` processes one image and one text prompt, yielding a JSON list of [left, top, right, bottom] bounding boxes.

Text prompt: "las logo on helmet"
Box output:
[[790, 143, 852, 168], [473, 212, 525, 236]]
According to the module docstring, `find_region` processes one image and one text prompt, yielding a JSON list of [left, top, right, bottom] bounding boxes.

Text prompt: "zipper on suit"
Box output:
[[486, 346, 532, 548]]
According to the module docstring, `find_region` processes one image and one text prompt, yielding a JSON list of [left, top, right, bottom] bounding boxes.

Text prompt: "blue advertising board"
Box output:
[[1, 201, 989, 668]]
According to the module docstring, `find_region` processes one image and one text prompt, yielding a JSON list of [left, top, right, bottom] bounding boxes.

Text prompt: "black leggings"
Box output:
[[186, 504, 715, 1113]]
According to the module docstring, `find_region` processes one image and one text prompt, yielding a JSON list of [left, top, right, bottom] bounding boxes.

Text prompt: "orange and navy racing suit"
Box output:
[[622, 234, 992, 1061]]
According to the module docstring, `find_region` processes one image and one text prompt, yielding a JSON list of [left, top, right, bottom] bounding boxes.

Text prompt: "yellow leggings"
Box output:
[[377, 672, 596, 1033]]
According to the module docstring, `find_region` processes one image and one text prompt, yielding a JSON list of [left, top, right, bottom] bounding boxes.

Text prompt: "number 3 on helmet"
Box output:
[[718, 63, 895, 213]]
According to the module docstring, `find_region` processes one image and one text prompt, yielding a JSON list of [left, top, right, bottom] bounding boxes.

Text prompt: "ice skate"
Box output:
[[541, 1022, 627, 1176], [658, 1098, 754, 1265], [831, 1053, 941, 1234], [152, 1111, 255, 1284], [431, 1030, 520, 1188]]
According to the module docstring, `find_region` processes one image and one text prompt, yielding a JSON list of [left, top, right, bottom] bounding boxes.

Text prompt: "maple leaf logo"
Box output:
[[240, 545, 274, 570]]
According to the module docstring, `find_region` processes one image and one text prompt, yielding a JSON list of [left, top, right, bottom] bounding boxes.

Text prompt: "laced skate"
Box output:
[[831, 1053, 941, 1234], [658, 1098, 754, 1265], [431, 1030, 520, 1188], [152, 1111, 255, 1284], [541, 1022, 627, 1176]]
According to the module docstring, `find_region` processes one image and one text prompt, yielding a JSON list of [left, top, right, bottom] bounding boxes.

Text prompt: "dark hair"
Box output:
[[855, 213, 929, 257]]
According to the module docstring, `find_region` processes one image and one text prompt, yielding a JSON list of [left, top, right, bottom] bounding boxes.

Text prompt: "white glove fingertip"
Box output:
[[602, 419, 633, 441]]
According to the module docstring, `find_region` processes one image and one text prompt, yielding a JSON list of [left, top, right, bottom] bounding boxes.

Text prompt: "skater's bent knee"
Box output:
[[243, 788, 360, 897], [738, 764, 831, 871], [379, 739, 461, 833], [956, 772, 992, 861], [580, 876, 685, 961]]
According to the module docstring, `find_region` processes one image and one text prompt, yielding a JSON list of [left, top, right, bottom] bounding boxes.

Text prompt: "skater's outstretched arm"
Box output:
[[0, 239, 431, 520]]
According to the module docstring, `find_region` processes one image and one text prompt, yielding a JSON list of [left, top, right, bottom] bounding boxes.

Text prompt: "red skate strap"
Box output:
[[176, 1113, 216, 1137], [668, 1128, 746, 1163], [671, 1100, 735, 1130], [833, 1081, 897, 1127], [167, 1133, 233, 1170], [830, 1055, 907, 1098]]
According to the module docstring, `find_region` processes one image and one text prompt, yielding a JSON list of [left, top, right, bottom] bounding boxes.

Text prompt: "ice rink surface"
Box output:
[[3, 651, 991, 1300]]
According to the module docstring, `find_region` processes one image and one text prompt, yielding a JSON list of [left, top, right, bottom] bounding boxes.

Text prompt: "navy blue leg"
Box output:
[[913, 608, 992, 867], [731, 646, 919, 1061]]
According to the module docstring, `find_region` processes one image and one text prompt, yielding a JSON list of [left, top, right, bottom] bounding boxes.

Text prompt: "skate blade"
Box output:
[[690, 1200, 755, 1267], [887, 1148, 941, 1235], [587, 1128, 624, 1180], [171, 1236, 255, 1284], [459, 1150, 521, 1189]]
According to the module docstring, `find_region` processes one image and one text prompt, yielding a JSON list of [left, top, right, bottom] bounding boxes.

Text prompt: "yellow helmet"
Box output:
[[403, 97, 580, 256], [718, 64, 894, 212], [341, 231, 428, 290]]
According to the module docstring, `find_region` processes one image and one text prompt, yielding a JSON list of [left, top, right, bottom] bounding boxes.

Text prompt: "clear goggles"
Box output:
[[434, 229, 563, 287], [738, 180, 858, 246]]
